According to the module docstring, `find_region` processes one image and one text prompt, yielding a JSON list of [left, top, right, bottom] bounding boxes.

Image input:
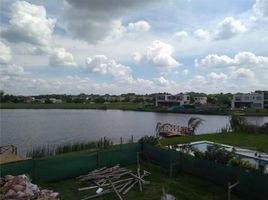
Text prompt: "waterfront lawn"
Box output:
[[160, 133, 268, 152], [40, 163, 239, 200], [0, 102, 140, 110]]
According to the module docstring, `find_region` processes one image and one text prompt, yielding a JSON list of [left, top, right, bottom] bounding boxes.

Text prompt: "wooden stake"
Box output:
[[108, 179, 123, 200]]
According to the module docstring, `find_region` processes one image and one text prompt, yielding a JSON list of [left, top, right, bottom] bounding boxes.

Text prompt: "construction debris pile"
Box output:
[[0, 175, 59, 200], [77, 164, 150, 200]]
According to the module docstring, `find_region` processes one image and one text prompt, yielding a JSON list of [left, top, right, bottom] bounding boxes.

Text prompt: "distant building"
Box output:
[[35, 98, 46, 103], [232, 93, 264, 109], [49, 98, 62, 104], [155, 94, 190, 107], [194, 95, 207, 105], [24, 96, 35, 103], [142, 95, 154, 102]]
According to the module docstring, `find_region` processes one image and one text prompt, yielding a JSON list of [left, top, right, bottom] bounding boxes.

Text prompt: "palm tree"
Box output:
[[188, 117, 204, 135]]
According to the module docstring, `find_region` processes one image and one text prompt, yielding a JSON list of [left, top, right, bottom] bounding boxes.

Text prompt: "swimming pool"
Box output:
[[172, 141, 268, 173]]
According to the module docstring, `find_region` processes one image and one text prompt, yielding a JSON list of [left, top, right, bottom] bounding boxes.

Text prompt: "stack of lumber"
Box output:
[[77, 164, 150, 200]]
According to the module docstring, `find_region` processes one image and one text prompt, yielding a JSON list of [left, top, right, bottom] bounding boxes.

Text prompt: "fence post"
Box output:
[[169, 147, 172, 177], [96, 150, 99, 168], [32, 159, 36, 182]]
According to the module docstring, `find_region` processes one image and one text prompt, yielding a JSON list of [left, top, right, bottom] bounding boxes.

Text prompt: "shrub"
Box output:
[[229, 114, 248, 132], [259, 122, 268, 134], [229, 158, 257, 171], [205, 144, 235, 164], [138, 135, 159, 146], [192, 144, 235, 164], [192, 148, 205, 159]]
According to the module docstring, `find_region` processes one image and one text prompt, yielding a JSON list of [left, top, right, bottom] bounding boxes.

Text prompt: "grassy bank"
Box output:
[[40, 163, 239, 200], [0, 102, 140, 110], [1, 102, 268, 116], [160, 133, 268, 152]]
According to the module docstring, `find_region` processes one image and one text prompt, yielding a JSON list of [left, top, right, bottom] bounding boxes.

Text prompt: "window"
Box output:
[[235, 96, 241, 101], [256, 96, 262, 100], [158, 95, 165, 100]]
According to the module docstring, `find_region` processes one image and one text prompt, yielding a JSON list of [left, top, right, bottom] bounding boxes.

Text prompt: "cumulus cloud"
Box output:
[[195, 54, 236, 68], [49, 48, 77, 67], [64, 0, 158, 43], [231, 68, 255, 79], [153, 76, 176, 87], [193, 29, 211, 40], [214, 17, 247, 40], [128, 21, 151, 32], [133, 40, 179, 68], [0, 64, 27, 77], [207, 72, 228, 80], [182, 69, 190, 75], [2, 1, 55, 46], [85, 55, 133, 83], [195, 52, 268, 68], [253, 0, 268, 18], [173, 31, 188, 41], [0, 41, 12, 64]]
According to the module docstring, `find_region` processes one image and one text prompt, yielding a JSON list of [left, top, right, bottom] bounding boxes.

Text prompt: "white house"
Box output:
[[155, 94, 190, 107], [194, 96, 207, 105], [231, 93, 264, 109]]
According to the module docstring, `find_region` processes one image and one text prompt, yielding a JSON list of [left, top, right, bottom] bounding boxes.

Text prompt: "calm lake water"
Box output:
[[1, 109, 268, 156]]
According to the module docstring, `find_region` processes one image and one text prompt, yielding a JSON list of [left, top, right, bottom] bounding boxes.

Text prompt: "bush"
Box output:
[[192, 148, 205, 159], [138, 135, 159, 146], [229, 114, 248, 132], [192, 144, 235, 164], [229, 158, 257, 171], [229, 115, 268, 134], [205, 144, 235, 164], [259, 122, 268, 134]]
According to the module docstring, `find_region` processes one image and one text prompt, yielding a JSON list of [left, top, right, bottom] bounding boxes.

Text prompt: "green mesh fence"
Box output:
[[142, 144, 268, 200], [0, 144, 138, 183], [0, 159, 34, 178], [1, 143, 268, 200]]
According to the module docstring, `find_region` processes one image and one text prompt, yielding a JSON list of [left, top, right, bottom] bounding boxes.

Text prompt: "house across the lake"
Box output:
[[155, 93, 190, 107], [231, 92, 264, 109]]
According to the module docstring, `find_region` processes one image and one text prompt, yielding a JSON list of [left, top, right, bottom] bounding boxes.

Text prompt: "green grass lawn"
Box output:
[[0, 102, 140, 110], [40, 163, 240, 200], [160, 133, 268, 152]]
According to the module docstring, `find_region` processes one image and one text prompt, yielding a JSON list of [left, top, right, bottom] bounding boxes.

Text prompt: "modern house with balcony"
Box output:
[[231, 93, 264, 109], [155, 94, 190, 107]]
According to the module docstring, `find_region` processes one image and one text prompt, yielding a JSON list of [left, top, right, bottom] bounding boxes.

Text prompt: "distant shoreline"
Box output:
[[1, 103, 268, 116]]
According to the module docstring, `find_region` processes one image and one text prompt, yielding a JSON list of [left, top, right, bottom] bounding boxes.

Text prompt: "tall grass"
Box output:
[[27, 137, 113, 158], [229, 114, 268, 134]]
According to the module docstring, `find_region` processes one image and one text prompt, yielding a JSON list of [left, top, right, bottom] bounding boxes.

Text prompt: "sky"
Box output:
[[0, 0, 268, 95]]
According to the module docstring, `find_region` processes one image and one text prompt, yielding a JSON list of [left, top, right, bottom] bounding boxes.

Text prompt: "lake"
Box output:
[[1, 109, 268, 156]]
